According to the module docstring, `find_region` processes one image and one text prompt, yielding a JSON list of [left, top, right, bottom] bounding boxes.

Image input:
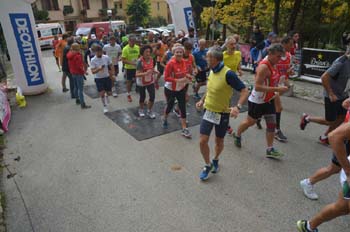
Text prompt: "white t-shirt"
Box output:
[[103, 43, 121, 66], [340, 157, 350, 186], [90, 55, 112, 79]]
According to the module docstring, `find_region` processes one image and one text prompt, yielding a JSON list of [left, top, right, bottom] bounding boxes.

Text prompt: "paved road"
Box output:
[[3, 50, 349, 232]]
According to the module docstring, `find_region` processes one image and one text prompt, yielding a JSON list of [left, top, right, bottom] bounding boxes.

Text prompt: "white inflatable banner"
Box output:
[[0, 0, 48, 95], [166, 0, 197, 46]]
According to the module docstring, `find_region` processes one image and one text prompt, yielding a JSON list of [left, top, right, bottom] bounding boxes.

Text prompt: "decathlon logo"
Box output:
[[9, 13, 44, 86], [184, 7, 195, 30]]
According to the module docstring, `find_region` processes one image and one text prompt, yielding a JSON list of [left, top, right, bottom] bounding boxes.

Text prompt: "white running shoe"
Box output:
[[112, 92, 118, 97], [103, 107, 109, 114], [300, 179, 318, 200], [139, 109, 145, 117], [147, 110, 156, 119]]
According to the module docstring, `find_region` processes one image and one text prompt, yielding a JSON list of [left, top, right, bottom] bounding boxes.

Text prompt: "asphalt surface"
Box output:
[[3, 50, 350, 232]]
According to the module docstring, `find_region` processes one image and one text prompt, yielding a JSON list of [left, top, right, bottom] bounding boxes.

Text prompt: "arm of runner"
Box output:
[[226, 71, 249, 117], [321, 72, 337, 102], [255, 64, 288, 93], [108, 57, 114, 78], [160, 54, 167, 68], [196, 92, 206, 110]]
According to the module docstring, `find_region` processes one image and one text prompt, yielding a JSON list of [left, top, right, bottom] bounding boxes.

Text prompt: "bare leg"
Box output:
[[214, 137, 224, 160], [309, 163, 341, 185], [309, 192, 350, 230], [200, 134, 211, 165], [61, 72, 67, 90], [236, 116, 256, 137]]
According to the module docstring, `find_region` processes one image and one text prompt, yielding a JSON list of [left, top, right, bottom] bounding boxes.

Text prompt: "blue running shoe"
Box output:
[[162, 118, 168, 129], [199, 164, 213, 181], [212, 159, 219, 173]]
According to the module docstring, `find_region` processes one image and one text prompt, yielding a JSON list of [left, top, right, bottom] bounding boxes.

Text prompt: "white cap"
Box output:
[[177, 31, 184, 37], [91, 34, 97, 39]]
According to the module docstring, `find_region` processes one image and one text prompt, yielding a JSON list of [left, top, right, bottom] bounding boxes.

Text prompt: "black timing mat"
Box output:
[[104, 92, 247, 141], [84, 79, 165, 99]]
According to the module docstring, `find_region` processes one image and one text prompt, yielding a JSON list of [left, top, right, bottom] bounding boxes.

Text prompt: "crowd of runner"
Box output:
[[52, 26, 350, 232]]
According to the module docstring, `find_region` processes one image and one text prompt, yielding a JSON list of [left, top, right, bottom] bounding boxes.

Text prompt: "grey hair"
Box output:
[[198, 39, 206, 44], [128, 35, 136, 41], [267, 43, 285, 54], [207, 46, 223, 61]]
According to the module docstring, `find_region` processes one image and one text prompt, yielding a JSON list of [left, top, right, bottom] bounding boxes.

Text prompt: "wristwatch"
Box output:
[[236, 104, 242, 110]]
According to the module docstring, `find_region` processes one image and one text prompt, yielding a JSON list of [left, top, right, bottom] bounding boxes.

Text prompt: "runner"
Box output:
[[155, 34, 169, 90], [122, 36, 140, 102], [300, 101, 350, 200], [67, 43, 91, 109], [103, 36, 122, 97], [55, 33, 69, 92], [52, 35, 61, 72], [273, 36, 294, 142], [90, 45, 114, 113], [233, 44, 288, 159], [297, 106, 350, 231], [61, 36, 76, 99], [192, 39, 208, 100], [196, 46, 248, 180], [135, 45, 158, 119], [300, 48, 350, 145], [162, 43, 193, 138]]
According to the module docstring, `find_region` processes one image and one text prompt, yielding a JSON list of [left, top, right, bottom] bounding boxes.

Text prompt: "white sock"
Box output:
[[127, 92, 130, 96], [101, 97, 106, 106], [306, 116, 310, 122], [306, 178, 312, 185], [307, 221, 313, 231]]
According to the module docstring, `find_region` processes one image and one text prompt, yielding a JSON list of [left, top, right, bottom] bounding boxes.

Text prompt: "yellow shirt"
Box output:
[[204, 66, 233, 113], [223, 50, 241, 72]]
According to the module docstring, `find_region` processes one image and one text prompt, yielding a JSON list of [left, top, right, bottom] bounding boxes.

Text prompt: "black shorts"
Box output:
[[95, 77, 112, 92], [157, 62, 164, 74], [331, 141, 350, 167], [200, 111, 230, 138], [325, 97, 347, 122], [195, 70, 207, 83], [126, 69, 136, 81], [248, 100, 276, 120], [108, 65, 119, 75]]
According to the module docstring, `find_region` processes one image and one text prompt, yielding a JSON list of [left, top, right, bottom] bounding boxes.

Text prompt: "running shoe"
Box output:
[[194, 93, 201, 99], [199, 164, 213, 181], [318, 136, 329, 146], [227, 126, 233, 135], [147, 110, 156, 119], [233, 133, 242, 148], [256, 119, 263, 129], [297, 220, 318, 232], [139, 109, 145, 117], [181, 128, 192, 139], [62, 88, 69, 92], [212, 159, 219, 173], [81, 104, 91, 109], [275, 130, 287, 142], [266, 148, 284, 159], [300, 113, 310, 130], [112, 91, 118, 97], [162, 118, 168, 129], [76, 99, 81, 105], [127, 95, 132, 102], [103, 106, 109, 114], [173, 108, 181, 118], [300, 179, 318, 200]]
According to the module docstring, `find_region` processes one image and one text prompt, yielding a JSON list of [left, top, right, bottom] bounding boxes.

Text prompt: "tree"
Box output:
[[126, 0, 151, 27], [272, 0, 281, 34], [148, 16, 167, 27], [288, 0, 302, 32]]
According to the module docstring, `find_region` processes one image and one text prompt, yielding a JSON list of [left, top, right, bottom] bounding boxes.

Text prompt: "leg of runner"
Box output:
[[99, 90, 107, 113], [146, 84, 156, 119], [126, 69, 134, 102], [234, 116, 256, 148], [264, 113, 284, 159], [138, 86, 146, 117], [199, 134, 213, 181], [62, 72, 68, 92], [274, 94, 287, 142], [297, 192, 350, 232], [176, 88, 191, 138], [112, 65, 119, 97], [163, 88, 176, 129]]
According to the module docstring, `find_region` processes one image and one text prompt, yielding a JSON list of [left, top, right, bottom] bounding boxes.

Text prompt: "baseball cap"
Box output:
[[268, 32, 277, 38]]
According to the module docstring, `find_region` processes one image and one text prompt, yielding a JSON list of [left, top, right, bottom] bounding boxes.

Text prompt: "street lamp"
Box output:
[[211, 0, 216, 41], [107, 9, 113, 34]]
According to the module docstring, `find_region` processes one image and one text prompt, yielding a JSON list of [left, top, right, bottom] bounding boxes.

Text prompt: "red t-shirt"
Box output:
[[67, 51, 85, 75], [164, 57, 188, 91]]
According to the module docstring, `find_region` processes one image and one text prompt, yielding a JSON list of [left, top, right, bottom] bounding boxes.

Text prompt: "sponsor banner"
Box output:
[[301, 48, 343, 79], [9, 13, 45, 86]]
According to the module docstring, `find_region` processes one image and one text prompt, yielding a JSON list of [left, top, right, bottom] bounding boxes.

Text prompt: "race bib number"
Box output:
[[144, 73, 152, 82], [203, 110, 221, 125]]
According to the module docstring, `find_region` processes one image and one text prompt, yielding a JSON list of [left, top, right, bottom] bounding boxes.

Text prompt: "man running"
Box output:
[[103, 36, 122, 97], [122, 36, 140, 102], [196, 46, 248, 181], [297, 101, 350, 231], [233, 43, 288, 159], [192, 39, 209, 99], [300, 48, 350, 145]]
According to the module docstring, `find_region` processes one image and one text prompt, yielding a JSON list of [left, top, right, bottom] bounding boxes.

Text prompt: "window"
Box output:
[[120, 3, 122, 9], [102, 0, 108, 9], [157, 2, 160, 11], [41, 0, 59, 11], [82, 0, 90, 10]]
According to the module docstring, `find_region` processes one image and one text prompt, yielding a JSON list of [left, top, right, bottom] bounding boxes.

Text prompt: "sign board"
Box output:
[[300, 48, 343, 82], [0, 0, 48, 95]]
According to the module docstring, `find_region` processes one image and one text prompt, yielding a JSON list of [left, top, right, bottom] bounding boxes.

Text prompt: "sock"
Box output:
[[306, 221, 313, 231], [101, 97, 106, 106], [267, 147, 273, 151], [306, 116, 310, 122], [276, 112, 281, 130], [127, 92, 130, 96], [306, 178, 312, 185], [320, 135, 328, 139]]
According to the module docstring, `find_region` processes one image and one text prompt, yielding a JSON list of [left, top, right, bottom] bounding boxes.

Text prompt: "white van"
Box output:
[[36, 23, 65, 48]]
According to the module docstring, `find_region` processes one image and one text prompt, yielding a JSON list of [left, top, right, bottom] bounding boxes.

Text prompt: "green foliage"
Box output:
[[126, 0, 151, 27], [149, 16, 167, 27], [63, 5, 74, 16], [33, 8, 49, 21]]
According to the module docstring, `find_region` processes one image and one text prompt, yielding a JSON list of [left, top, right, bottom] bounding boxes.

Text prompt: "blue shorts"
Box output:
[[95, 77, 112, 92], [200, 110, 230, 138]]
